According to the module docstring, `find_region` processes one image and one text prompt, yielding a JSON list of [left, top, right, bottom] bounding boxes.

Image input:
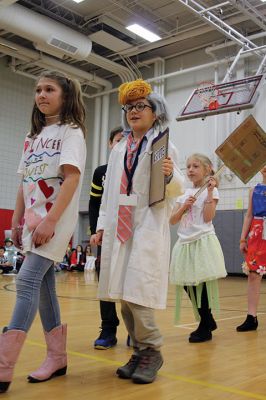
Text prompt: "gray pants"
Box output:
[[121, 300, 163, 351], [8, 252, 61, 332]]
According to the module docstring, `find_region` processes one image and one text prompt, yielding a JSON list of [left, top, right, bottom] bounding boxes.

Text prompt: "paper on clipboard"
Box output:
[[149, 128, 169, 207]]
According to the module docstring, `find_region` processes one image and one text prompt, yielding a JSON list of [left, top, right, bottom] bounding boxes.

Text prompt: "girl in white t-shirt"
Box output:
[[0, 71, 86, 393], [170, 154, 226, 343]]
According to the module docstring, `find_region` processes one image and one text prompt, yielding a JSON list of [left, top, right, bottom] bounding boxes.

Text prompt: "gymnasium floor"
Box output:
[[1, 271, 266, 400]]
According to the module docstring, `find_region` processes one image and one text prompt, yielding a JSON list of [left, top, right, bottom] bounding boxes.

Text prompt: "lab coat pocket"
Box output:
[[130, 228, 163, 281]]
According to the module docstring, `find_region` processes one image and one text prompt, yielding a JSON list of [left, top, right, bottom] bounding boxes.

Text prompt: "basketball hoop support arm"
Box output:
[[179, 0, 266, 81], [223, 48, 244, 83], [256, 53, 266, 75]]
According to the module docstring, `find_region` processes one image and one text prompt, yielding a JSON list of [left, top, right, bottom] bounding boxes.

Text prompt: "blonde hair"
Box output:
[[187, 153, 215, 177]]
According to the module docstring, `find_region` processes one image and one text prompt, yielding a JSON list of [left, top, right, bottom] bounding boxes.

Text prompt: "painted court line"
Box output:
[[26, 339, 266, 400], [159, 372, 266, 400]]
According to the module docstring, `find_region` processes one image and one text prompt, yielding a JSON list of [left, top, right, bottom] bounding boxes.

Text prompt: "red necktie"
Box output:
[[117, 133, 141, 243]]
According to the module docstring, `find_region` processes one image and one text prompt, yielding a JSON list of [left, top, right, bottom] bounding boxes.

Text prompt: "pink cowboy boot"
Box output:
[[0, 329, 27, 393], [28, 324, 67, 383]]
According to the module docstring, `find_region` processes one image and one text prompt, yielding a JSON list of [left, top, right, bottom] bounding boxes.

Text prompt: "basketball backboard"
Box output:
[[177, 74, 264, 121]]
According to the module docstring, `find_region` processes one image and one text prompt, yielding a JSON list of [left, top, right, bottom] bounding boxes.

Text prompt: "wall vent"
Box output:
[[48, 37, 78, 55]]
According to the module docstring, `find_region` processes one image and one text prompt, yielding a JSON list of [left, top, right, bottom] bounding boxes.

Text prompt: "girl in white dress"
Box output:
[[170, 154, 227, 343]]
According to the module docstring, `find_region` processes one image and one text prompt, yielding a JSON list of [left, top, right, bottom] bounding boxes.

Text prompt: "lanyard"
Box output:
[[124, 136, 145, 196]]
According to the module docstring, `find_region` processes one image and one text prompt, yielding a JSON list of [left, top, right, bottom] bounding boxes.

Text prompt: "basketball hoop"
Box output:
[[196, 81, 220, 110], [177, 74, 264, 121]]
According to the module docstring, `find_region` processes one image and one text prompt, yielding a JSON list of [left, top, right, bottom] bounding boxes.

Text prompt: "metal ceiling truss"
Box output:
[[19, 0, 86, 32], [229, 0, 266, 31], [178, 0, 260, 50], [179, 0, 266, 78]]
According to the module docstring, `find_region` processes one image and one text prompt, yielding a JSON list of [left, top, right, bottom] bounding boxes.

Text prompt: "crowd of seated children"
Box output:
[[29, 242, 96, 274]]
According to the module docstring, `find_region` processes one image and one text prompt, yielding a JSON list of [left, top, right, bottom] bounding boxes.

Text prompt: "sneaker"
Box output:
[[131, 348, 163, 384], [236, 314, 258, 332], [94, 331, 117, 349], [116, 354, 140, 379]]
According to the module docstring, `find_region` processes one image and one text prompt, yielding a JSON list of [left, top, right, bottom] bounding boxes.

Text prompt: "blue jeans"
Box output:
[[8, 252, 61, 333]]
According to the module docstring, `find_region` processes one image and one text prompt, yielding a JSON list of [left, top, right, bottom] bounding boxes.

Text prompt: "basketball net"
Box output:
[[196, 81, 220, 111]]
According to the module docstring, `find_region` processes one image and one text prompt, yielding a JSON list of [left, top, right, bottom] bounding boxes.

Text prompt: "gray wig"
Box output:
[[121, 92, 171, 132]]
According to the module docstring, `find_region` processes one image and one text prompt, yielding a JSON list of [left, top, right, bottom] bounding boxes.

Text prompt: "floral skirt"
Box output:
[[242, 218, 266, 276]]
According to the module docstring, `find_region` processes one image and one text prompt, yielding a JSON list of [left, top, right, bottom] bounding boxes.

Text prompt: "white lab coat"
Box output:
[[97, 127, 184, 309]]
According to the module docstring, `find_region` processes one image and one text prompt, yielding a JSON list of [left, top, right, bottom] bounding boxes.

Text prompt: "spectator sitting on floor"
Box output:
[[0, 246, 13, 274], [4, 238, 16, 272], [84, 244, 96, 271], [58, 244, 72, 271], [69, 245, 86, 272]]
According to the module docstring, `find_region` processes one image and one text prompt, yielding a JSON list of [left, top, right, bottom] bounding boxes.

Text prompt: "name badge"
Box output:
[[119, 194, 138, 206]]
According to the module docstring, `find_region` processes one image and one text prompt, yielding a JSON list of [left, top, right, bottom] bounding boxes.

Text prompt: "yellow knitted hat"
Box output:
[[118, 79, 152, 105]]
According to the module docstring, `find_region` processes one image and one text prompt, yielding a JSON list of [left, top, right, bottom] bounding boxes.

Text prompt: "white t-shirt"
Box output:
[[18, 123, 86, 262], [176, 187, 219, 244]]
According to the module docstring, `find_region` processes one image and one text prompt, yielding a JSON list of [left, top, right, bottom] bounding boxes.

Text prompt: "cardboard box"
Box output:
[[215, 115, 266, 183]]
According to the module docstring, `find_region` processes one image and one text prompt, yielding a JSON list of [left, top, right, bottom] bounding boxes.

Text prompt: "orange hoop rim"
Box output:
[[196, 81, 221, 108]]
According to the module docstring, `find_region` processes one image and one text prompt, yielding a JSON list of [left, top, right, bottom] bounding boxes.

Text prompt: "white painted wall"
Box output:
[[0, 46, 265, 245], [0, 59, 94, 214]]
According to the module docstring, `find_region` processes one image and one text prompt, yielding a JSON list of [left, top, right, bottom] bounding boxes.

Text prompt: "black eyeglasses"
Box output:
[[122, 102, 153, 113]]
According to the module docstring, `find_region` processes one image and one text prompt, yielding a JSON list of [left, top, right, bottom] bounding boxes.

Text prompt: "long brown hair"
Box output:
[[29, 71, 86, 137]]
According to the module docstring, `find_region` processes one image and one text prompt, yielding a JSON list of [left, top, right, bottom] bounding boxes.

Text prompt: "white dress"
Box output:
[[170, 187, 227, 285], [169, 187, 227, 322]]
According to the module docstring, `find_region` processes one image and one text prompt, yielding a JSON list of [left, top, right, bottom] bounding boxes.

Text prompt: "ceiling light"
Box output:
[[126, 24, 161, 42], [71, 0, 85, 3]]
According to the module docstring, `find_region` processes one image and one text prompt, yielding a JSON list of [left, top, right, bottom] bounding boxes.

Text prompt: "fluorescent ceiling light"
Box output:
[[72, 0, 85, 3], [126, 24, 161, 42]]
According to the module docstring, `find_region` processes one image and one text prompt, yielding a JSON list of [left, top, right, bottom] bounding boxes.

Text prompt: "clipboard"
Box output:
[[149, 128, 169, 207], [215, 115, 266, 184]]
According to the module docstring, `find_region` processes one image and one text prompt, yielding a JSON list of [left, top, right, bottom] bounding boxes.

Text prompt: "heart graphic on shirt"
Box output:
[[28, 183, 35, 193], [38, 180, 54, 199], [24, 208, 43, 232], [45, 202, 53, 212], [24, 140, 30, 152], [31, 198, 36, 206]]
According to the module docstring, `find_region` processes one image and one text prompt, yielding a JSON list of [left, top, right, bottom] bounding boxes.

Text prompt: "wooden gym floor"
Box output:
[[1, 271, 266, 400]]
